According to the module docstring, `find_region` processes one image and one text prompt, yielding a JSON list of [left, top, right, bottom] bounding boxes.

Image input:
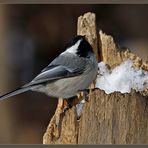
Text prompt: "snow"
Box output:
[[96, 60, 148, 94], [76, 99, 86, 119]]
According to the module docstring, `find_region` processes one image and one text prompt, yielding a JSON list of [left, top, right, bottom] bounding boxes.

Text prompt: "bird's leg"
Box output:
[[75, 89, 90, 121], [62, 89, 91, 118], [78, 89, 90, 102], [83, 89, 90, 102], [62, 97, 74, 113]]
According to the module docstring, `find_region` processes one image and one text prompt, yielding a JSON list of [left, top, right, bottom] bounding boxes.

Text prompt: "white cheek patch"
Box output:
[[66, 39, 81, 54]]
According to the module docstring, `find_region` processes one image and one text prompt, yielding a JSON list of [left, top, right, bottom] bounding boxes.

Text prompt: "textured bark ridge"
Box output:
[[77, 12, 99, 60], [43, 12, 148, 144], [99, 30, 148, 71], [99, 31, 148, 96]]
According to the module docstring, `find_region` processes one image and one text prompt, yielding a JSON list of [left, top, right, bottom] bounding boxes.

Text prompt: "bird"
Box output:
[[0, 35, 98, 104]]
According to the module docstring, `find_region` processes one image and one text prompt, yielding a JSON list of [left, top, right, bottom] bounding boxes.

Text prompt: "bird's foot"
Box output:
[[78, 89, 90, 102], [76, 89, 90, 120], [62, 98, 73, 114]]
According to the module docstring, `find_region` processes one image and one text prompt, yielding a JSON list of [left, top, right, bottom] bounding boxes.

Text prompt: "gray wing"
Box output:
[[42, 52, 87, 73], [27, 53, 87, 86]]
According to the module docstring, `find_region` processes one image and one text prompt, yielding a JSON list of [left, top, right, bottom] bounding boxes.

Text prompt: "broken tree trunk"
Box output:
[[43, 12, 148, 144]]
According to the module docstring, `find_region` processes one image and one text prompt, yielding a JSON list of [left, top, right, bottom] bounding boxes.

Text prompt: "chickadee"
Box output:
[[0, 36, 98, 101]]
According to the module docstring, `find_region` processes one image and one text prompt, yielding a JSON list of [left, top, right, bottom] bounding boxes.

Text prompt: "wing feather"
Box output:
[[26, 53, 88, 86]]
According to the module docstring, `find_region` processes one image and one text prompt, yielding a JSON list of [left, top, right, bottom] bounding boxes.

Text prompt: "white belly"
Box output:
[[33, 70, 96, 99], [32, 57, 98, 99]]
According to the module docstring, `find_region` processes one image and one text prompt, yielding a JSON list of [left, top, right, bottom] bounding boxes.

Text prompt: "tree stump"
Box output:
[[43, 12, 148, 144]]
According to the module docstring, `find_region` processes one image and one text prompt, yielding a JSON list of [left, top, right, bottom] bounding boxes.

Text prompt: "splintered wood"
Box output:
[[99, 30, 148, 71], [43, 12, 148, 144], [43, 12, 98, 144], [99, 31, 148, 96], [77, 12, 99, 60]]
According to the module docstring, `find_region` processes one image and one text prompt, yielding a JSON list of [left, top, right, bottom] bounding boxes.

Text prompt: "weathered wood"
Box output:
[[99, 30, 148, 71], [78, 90, 148, 144], [77, 12, 99, 60], [43, 98, 78, 144], [43, 12, 148, 144], [43, 12, 98, 144], [99, 31, 148, 96]]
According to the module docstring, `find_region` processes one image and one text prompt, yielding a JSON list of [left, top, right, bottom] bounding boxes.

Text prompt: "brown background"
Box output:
[[0, 4, 148, 144]]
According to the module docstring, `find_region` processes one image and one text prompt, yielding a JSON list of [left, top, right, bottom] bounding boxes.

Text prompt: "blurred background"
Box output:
[[0, 4, 148, 144]]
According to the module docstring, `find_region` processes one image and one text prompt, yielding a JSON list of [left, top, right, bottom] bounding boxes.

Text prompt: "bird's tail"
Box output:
[[0, 85, 38, 101]]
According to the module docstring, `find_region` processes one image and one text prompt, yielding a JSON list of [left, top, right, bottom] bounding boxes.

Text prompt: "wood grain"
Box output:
[[43, 12, 148, 144]]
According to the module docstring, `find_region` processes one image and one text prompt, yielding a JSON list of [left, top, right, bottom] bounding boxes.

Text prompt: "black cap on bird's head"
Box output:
[[65, 35, 94, 58]]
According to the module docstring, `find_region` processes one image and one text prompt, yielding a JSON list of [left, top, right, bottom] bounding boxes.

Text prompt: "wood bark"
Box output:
[[43, 12, 148, 144]]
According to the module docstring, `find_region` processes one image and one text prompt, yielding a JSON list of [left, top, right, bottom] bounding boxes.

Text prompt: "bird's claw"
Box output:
[[62, 99, 73, 113], [78, 89, 90, 102]]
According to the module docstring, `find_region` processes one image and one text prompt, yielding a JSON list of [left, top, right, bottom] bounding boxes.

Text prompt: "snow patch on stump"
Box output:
[[96, 60, 148, 94]]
